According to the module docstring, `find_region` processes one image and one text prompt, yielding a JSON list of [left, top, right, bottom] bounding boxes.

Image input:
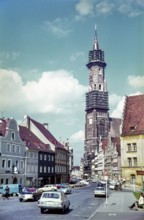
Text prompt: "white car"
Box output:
[[109, 183, 116, 190], [38, 191, 70, 214], [59, 184, 72, 194], [37, 184, 57, 193], [94, 186, 107, 197], [19, 191, 34, 202]]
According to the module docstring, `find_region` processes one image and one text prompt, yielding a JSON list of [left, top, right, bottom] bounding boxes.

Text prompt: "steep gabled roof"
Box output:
[[19, 125, 54, 153], [30, 118, 65, 149], [121, 94, 144, 136]]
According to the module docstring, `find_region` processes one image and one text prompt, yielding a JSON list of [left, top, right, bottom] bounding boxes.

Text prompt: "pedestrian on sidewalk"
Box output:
[[3, 185, 10, 200], [129, 192, 144, 210]]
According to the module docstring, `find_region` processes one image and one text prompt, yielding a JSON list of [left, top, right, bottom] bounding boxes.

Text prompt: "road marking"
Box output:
[[108, 213, 117, 216]]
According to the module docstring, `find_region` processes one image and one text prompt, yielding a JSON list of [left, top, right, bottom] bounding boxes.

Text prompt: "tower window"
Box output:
[[99, 84, 101, 90]]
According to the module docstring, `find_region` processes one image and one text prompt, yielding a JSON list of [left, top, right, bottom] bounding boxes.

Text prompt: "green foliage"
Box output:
[[133, 191, 144, 199]]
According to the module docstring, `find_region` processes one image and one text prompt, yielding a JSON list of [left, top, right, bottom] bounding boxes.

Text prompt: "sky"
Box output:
[[0, 0, 144, 166]]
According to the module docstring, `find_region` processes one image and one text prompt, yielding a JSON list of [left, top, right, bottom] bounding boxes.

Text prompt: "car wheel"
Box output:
[[19, 199, 23, 202], [62, 206, 65, 214], [94, 195, 97, 197], [41, 208, 45, 214]]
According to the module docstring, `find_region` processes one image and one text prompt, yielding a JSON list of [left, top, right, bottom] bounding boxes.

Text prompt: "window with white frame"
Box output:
[[20, 160, 24, 169], [127, 143, 131, 152], [2, 159, 6, 169], [128, 158, 132, 166], [11, 132, 15, 140], [7, 143, 11, 152], [7, 159, 11, 169], [39, 166, 42, 173], [17, 145, 20, 154], [132, 143, 137, 152], [133, 157, 137, 166], [51, 167, 54, 173], [47, 166, 50, 173], [44, 166, 47, 173], [44, 154, 47, 161], [40, 154, 43, 160], [12, 144, 15, 153]]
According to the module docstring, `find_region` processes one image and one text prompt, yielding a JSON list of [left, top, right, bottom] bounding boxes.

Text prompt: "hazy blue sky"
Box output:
[[0, 0, 144, 165]]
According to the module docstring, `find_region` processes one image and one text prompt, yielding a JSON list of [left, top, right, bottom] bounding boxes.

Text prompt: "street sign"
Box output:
[[136, 170, 144, 175]]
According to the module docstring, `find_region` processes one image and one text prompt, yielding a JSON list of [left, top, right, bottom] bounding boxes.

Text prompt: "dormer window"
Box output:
[[130, 126, 135, 131], [11, 132, 15, 140]]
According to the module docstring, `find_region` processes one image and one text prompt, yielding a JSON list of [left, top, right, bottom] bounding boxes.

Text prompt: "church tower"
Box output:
[[84, 27, 109, 156]]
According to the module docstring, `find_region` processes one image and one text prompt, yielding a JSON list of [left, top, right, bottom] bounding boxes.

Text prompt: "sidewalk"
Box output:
[[96, 190, 136, 213]]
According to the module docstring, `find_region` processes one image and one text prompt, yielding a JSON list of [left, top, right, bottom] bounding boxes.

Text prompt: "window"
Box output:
[[40, 154, 43, 160], [51, 155, 54, 161], [44, 166, 46, 173], [40, 166, 42, 173], [133, 157, 137, 166], [51, 167, 54, 173], [6, 179, 8, 184], [12, 144, 15, 153], [44, 154, 47, 161], [2, 159, 6, 168], [127, 143, 131, 152], [132, 143, 137, 152], [17, 145, 20, 154], [20, 160, 24, 169], [128, 158, 132, 166], [11, 132, 15, 140], [7, 160, 11, 168], [7, 143, 11, 152], [48, 155, 51, 161], [47, 166, 50, 173]]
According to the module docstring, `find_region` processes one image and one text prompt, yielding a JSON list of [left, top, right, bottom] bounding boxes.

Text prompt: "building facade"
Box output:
[[0, 118, 26, 185], [121, 95, 144, 187]]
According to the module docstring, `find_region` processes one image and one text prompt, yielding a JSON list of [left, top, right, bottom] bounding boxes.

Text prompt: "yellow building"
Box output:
[[121, 95, 144, 187]]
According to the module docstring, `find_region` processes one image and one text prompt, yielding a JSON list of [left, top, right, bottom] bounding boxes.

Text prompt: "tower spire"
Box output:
[[93, 24, 99, 50]]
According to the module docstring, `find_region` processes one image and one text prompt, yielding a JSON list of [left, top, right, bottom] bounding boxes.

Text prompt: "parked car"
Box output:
[[59, 184, 72, 194], [37, 184, 57, 193], [19, 188, 36, 202], [38, 191, 70, 214], [94, 186, 107, 197], [109, 183, 116, 190]]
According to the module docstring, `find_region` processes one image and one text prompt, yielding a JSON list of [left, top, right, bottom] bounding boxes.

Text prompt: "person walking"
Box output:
[[4, 185, 10, 200], [129, 192, 144, 210]]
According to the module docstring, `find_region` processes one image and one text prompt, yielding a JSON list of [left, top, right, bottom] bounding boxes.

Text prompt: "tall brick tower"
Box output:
[[84, 27, 109, 175]]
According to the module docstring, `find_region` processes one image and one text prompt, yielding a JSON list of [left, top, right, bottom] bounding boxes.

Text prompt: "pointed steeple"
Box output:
[[93, 24, 99, 50]]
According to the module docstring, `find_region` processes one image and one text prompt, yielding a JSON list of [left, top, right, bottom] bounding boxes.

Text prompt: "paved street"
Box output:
[[0, 184, 144, 220], [0, 184, 105, 220]]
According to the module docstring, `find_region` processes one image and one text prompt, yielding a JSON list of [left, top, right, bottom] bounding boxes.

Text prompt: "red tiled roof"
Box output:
[[30, 118, 65, 149], [121, 94, 144, 136], [19, 125, 54, 153]]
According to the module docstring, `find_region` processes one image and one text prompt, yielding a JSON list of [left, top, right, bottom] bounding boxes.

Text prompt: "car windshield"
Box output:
[[42, 193, 60, 199], [96, 187, 105, 191]]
